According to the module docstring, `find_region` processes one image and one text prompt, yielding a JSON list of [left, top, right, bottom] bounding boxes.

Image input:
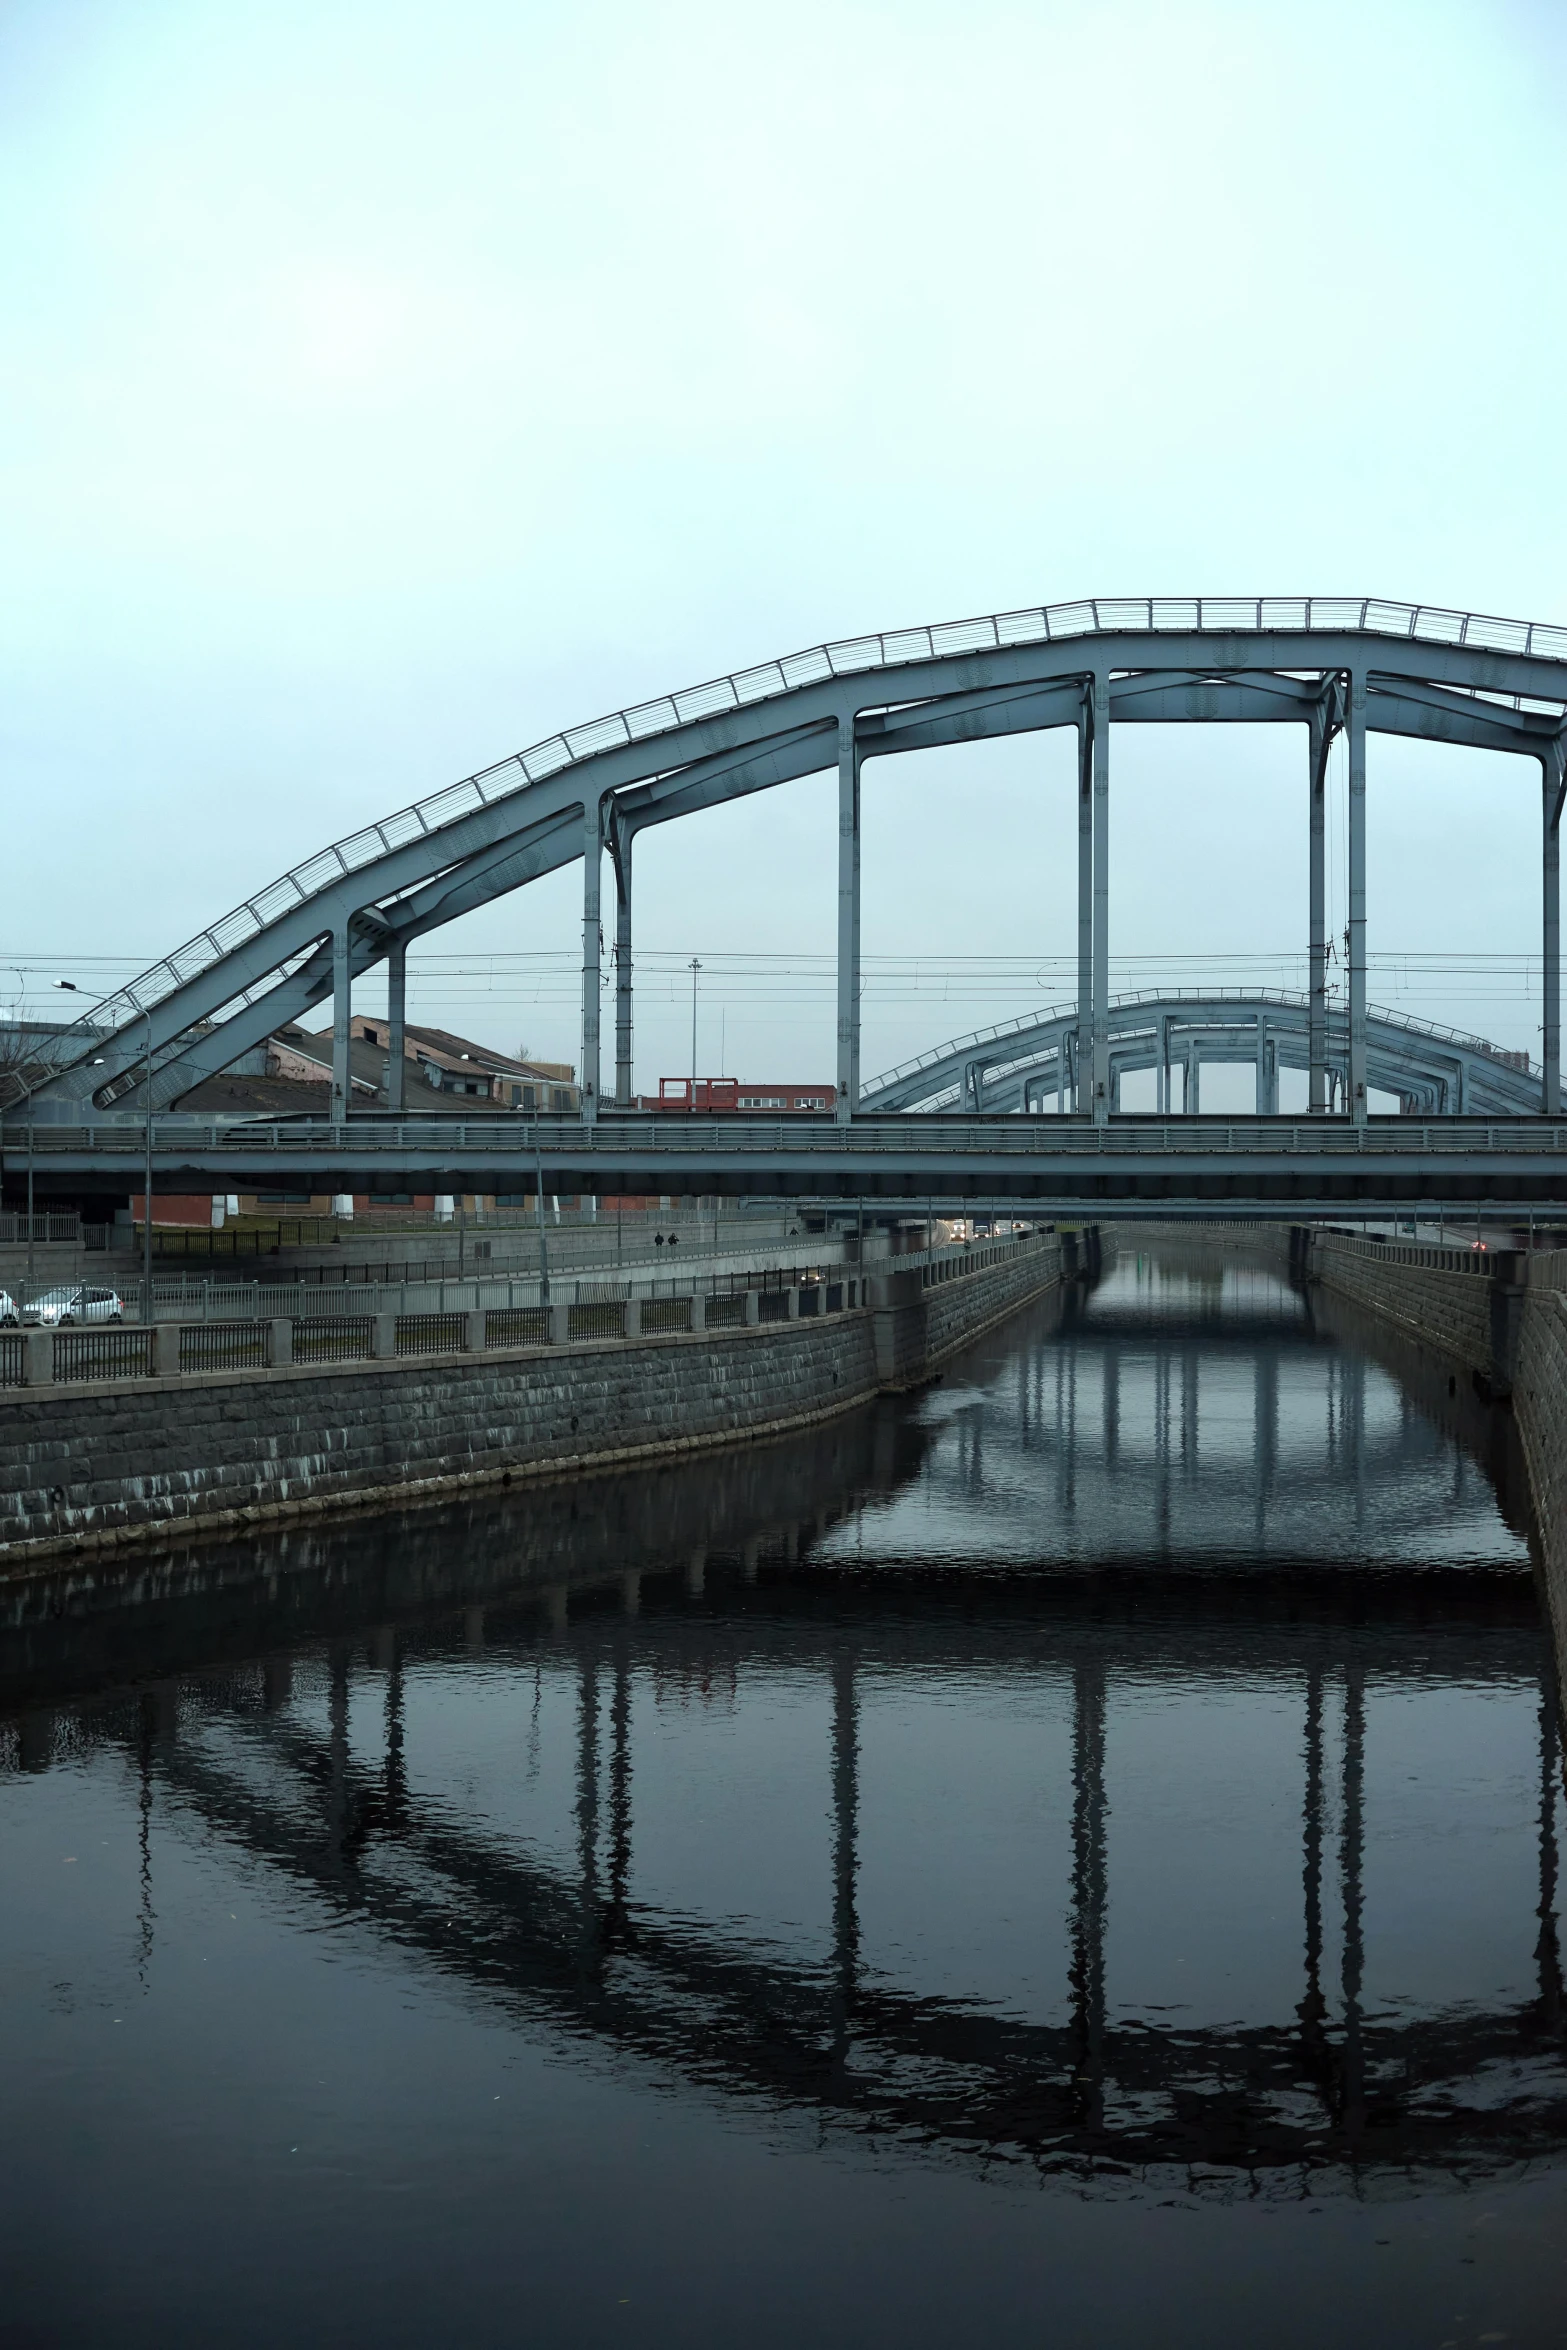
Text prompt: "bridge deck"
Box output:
[[16, 1112, 1567, 1212]]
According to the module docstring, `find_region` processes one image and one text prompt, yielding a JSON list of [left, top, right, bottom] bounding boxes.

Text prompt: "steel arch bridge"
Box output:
[[862, 989, 1544, 1118], [17, 594, 1567, 1126]]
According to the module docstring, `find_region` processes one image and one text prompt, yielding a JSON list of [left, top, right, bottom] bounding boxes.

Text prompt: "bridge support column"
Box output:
[[581, 796, 603, 1122], [1091, 673, 1110, 1124], [1255, 1014, 1267, 1116], [1544, 741, 1563, 1116], [1076, 707, 1092, 1112], [386, 936, 406, 1113], [332, 923, 351, 1120], [836, 716, 860, 1124], [612, 818, 634, 1109], [1309, 707, 1330, 1113], [1348, 674, 1368, 1123]]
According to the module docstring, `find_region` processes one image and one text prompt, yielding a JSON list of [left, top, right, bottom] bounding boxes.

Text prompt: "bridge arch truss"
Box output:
[[863, 989, 1545, 1119], [19, 596, 1567, 1125]]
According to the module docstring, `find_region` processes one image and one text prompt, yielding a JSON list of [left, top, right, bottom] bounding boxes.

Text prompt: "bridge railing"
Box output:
[[25, 1113, 1567, 1158]]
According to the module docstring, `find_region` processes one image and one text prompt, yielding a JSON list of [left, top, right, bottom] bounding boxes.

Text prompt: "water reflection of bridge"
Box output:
[[11, 1538, 1562, 2190], [64, 1592, 1562, 2187], [897, 1275, 1534, 1566], [4, 1250, 1562, 2188]]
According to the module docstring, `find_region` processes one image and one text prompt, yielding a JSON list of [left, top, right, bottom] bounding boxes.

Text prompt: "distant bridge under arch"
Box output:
[[863, 991, 1543, 1119], [13, 594, 1567, 1126]]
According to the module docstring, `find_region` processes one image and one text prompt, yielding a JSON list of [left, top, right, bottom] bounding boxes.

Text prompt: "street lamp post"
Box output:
[[142, 1013, 153, 1327], [689, 958, 702, 1090], [534, 1121, 550, 1307]]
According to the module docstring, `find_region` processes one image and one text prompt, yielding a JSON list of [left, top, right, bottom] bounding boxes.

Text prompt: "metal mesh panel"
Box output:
[[568, 1302, 625, 1341], [54, 1329, 153, 1382], [291, 1318, 374, 1364], [396, 1313, 467, 1357], [179, 1324, 267, 1374], [640, 1297, 691, 1333], [703, 1294, 746, 1327], [0, 1334, 23, 1387], [485, 1307, 550, 1347], [758, 1291, 790, 1322]]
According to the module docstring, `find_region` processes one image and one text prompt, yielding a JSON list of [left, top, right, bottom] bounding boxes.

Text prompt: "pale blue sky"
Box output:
[[1, 0, 1563, 1102]]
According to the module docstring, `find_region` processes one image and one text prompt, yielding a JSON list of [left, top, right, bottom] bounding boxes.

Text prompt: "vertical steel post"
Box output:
[[1075, 706, 1092, 1113], [1347, 674, 1368, 1122], [1091, 672, 1111, 1123], [613, 821, 634, 1108], [1544, 742, 1563, 1116], [1309, 706, 1329, 1113], [836, 714, 860, 1124], [331, 922, 351, 1119], [581, 796, 602, 1122], [1255, 1012, 1266, 1115], [386, 936, 406, 1113]]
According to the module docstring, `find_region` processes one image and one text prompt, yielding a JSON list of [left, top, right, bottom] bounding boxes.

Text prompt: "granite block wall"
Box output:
[[0, 1236, 1075, 1561]]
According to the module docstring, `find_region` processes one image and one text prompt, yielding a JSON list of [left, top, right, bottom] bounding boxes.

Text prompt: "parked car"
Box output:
[[0, 1290, 16, 1326], [22, 1284, 125, 1327]]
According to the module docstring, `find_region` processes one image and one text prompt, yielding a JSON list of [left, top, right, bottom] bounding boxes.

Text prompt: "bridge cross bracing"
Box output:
[[15, 595, 1567, 1129]]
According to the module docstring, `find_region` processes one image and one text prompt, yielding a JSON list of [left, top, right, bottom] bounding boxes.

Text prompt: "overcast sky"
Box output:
[[2, 0, 1564, 1106]]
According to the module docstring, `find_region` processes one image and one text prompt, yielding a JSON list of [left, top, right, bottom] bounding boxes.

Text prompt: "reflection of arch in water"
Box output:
[[43, 1572, 1567, 2192], [884, 1277, 1534, 1570]]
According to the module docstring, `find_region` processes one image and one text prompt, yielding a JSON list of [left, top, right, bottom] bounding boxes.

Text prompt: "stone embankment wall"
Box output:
[[1307, 1233, 1502, 1379], [0, 1234, 1082, 1563], [1301, 1229, 1567, 1638]]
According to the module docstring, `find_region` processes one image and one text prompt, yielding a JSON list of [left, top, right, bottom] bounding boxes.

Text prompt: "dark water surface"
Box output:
[[4, 1245, 1567, 2349]]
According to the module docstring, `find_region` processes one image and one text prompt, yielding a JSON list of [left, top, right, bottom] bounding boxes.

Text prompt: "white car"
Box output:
[[0, 1290, 15, 1326], [22, 1284, 125, 1327]]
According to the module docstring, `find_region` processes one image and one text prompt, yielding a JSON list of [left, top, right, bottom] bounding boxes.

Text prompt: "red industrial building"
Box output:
[[642, 1079, 836, 1113]]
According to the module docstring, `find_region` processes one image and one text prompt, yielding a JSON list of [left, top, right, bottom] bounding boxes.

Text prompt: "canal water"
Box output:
[[3, 1241, 1566, 2349]]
